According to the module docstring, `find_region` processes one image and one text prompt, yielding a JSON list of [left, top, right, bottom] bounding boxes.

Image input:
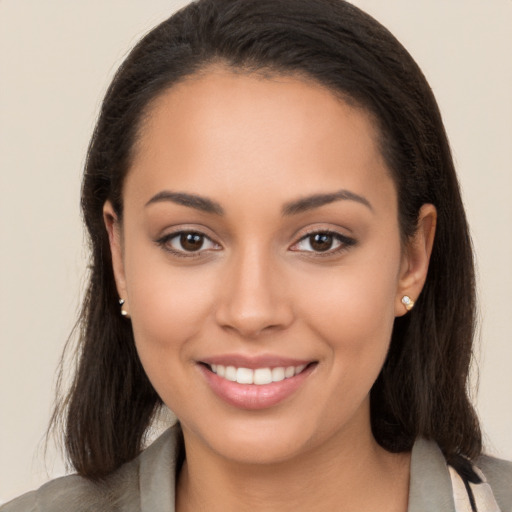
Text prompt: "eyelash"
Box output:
[[156, 229, 357, 258], [290, 229, 357, 256], [156, 231, 221, 258]]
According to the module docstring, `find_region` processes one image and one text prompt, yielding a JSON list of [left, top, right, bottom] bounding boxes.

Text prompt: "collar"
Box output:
[[136, 426, 456, 512], [408, 437, 456, 512]]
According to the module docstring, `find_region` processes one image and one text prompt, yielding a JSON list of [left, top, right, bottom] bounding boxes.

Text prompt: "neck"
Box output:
[[176, 422, 410, 512]]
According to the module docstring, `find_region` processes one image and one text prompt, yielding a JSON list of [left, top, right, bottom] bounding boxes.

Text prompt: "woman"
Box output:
[[2, 0, 511, 510]]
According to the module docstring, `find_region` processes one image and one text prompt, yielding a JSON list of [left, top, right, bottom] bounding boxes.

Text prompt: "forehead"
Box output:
[[127, 68, 395, 214]]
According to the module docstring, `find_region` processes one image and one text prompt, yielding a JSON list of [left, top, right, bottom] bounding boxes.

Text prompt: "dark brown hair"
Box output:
[[54, 0, 480, 479]]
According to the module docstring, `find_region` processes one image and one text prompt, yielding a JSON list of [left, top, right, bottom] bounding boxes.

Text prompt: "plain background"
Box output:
[[1, 0, 511, 504]]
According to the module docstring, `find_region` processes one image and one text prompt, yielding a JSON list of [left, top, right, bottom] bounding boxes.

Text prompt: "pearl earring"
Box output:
[[119, 298, 130, 317], [401, 295, 415, 312]]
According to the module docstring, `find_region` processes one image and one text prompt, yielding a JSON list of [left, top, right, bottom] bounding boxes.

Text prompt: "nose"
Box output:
[[214, 246, 294, 338]]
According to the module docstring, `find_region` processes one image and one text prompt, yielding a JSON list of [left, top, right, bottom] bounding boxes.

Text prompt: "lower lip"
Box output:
[[199, 364, 315, 410]]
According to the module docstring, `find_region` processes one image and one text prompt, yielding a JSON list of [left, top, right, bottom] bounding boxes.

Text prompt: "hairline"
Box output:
[[124, 60, 401, 225]]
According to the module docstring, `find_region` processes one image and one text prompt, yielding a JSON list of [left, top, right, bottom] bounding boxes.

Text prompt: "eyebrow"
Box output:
[[145, 188, 373, 216], [282, 190, 373, 216], [145, 191, 224, 215]]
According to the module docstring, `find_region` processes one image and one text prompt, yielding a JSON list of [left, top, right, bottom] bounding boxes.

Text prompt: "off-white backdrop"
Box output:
[[1, 0, 511, 504]]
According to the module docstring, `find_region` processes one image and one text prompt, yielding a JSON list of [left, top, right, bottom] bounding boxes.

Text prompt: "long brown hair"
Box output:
[[52, 0, 480, 480]]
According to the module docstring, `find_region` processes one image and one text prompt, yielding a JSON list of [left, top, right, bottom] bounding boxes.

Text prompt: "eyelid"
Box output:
[[154, 225, 356, 258], [289, 228, 357, 255], [155, 228, 222, 258]]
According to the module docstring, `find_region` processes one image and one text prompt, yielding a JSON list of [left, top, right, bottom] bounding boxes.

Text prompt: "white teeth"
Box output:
[[236, 367, 254, 384], [254, 368, 272, 385], [284, 366, 295, 378], [210, 364, 308, 385], [271, 367, 285, 382], [225, 366, 237, 382]]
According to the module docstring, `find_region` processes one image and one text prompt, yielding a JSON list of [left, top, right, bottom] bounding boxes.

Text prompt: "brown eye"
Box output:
[[309, 233, 334, 252], [180, 232, 205, 251], [291, 231, 356, 255], [159, 231, 220, 255]]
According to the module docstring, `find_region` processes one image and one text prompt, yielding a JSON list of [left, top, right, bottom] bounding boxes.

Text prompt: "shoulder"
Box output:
[[0, 463, 140, 512], [0, 424, 181, 512], [408, 438, 512, 512], [0, 474, 117, 512], [476, 453, 512, 511]]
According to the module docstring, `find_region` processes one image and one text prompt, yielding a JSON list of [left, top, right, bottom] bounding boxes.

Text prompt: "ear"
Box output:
[[395, 203, 437, 316], [103, 201, 128, 306]]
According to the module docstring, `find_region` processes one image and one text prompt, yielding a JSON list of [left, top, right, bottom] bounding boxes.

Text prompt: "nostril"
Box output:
[[213, 272, 294, 337]]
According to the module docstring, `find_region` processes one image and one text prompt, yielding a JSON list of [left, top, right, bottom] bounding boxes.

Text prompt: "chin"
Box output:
[[180, 400, 369, 467], [208, 426, 313, 465]]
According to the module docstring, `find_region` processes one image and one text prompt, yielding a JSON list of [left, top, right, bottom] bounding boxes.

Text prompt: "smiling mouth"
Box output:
[[199, 361, 317, 409], [207, 363, 310, 385], [200, 361, 317, 386]]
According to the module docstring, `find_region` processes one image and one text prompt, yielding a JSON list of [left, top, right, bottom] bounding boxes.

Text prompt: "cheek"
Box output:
[[296, 243, 401, 375], [124, 254, 220, 411], [304, 260, 399, 334], [123, 243, 217, 359]]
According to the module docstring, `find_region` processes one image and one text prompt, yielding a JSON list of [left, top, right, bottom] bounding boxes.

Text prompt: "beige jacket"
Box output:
[[2, 425, 511, 511]]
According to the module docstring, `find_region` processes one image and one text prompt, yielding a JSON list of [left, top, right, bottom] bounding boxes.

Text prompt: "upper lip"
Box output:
[[199, 354, 315, 369]]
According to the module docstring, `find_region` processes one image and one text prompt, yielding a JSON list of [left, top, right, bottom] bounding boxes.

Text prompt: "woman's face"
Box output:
[[106, 68, 434, 464]]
